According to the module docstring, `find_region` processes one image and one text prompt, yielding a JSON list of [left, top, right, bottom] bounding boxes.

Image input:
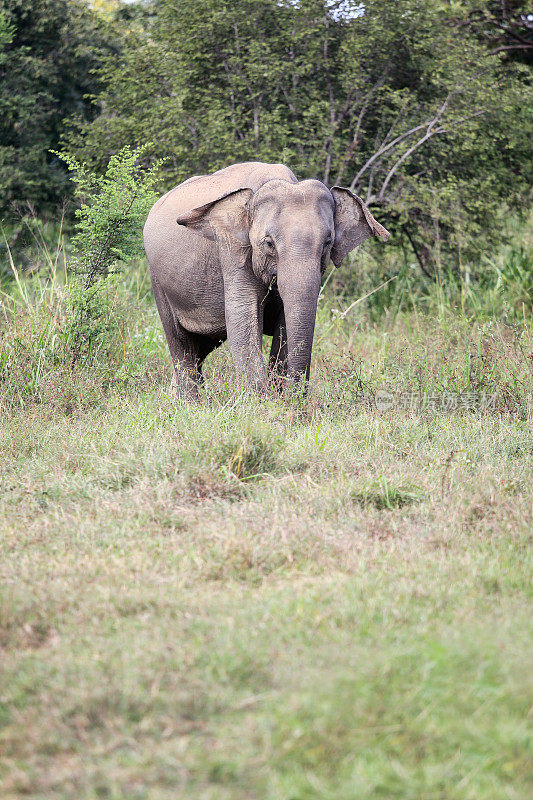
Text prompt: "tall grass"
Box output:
[[1, 224, 531, 420], [1, 220, 532, 800], [331, 215, 533, 324], [0, 234, 166, 412]]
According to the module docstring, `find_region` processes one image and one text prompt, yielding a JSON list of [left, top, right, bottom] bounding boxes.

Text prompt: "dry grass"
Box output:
[[0, 263, 532, 798]]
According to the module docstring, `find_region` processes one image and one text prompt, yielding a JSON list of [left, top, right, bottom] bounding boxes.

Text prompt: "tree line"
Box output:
[[1, 0, 531, 275]]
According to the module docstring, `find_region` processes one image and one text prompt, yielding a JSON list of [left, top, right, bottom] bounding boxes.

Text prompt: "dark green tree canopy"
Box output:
[[0, 0, 112, 217], [67, 0, 532, 271], [0, 0, 530, 274], [462, 0, 533, 64]]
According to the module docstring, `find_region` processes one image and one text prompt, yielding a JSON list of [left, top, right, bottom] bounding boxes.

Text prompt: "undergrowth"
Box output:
[[1, 229, 532, 800], [3, 249, 531, 421]]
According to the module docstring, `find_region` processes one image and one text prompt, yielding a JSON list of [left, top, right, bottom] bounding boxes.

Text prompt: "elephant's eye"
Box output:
[[323, 235, 333, 250], [263, 236, 275, 251]]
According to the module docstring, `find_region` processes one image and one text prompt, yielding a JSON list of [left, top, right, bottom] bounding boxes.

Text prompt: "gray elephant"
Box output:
[[143, 161, 389, 397]]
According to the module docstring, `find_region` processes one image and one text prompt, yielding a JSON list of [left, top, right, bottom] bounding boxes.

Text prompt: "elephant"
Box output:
[[143, 161, 390, 397]]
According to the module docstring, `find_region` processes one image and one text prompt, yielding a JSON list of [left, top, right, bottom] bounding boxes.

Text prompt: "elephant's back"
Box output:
[[145, 162, 298, 232], [143, 162, 298, 299]]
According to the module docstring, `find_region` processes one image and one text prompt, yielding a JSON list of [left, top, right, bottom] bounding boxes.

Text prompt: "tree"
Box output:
[[460, 0, 533, 63], [67, 0, 532, 271], [0, 0, 112, 218]]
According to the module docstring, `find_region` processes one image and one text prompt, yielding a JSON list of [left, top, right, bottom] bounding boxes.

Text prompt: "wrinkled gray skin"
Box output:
[[143, 161, 389, 397]]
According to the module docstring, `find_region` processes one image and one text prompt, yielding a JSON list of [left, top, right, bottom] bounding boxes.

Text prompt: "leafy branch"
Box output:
[[52, 144, 166, 359], [53, 144, 166, 290]]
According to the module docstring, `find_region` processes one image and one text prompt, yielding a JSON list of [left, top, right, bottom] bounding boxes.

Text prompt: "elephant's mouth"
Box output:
[[266, 270, 278, 291]]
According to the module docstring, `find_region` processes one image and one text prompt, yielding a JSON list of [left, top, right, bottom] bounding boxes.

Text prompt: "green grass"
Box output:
[[0, 258, 532, 799]]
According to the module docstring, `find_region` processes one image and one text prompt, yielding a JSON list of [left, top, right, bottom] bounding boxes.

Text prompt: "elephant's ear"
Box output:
[[176, 188, 252, 251], [330, 187, 390, 267]]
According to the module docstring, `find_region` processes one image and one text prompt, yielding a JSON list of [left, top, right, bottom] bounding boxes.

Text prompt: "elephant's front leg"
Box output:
[[268, 309, 288, 390], [223, 277, 267, 391]]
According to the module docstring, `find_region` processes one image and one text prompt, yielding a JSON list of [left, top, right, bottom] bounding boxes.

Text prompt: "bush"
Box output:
[[52, 144, 165, 360]]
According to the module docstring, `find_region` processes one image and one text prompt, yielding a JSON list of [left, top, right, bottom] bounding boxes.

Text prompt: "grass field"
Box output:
[[1, 253, 532, 798]]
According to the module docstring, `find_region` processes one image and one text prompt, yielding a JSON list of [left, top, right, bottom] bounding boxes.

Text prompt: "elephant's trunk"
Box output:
[[277, 265, 321, 383]]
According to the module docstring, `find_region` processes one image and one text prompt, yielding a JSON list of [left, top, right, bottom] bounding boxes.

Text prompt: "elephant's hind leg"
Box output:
[[151, 280, 204, 399], [195, 334, 226, 384]]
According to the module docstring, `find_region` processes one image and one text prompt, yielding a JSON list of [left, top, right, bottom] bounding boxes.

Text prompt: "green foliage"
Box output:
[[67, 0, 532, 277], [460, 0, 533, 67], [51, 143, 165, 359], [0, 250, 159, 410], [0, 0, 112, 217], [55, 144, 164, 287], [65, 276, 120, 363], [1, 0, 531, 286], [0, 9, 14, 54], [351, 477, 423, 509]]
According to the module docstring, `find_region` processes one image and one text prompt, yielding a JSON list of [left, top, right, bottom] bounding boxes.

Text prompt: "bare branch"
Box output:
[[376, 110, 486, 203], [322, 16, 336, 184], [403, 226, 433, 279], [333, 100, 368, 186], [349, 91, 458, 192], [365, 161, 376, 204], [377, 128, 442, 202], [349, 121, 430, 191], [489, 43, 533, 54]]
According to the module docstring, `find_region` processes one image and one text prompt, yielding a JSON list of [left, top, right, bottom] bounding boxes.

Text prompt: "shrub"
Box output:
[[52, 144, 165, 359]]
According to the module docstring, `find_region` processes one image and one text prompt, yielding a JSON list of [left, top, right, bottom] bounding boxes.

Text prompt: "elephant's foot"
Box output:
[[169, 371, 201, 401], [232, 370, 270, 397], [272, 372, 309, 401], [266, 375, 285, 396]]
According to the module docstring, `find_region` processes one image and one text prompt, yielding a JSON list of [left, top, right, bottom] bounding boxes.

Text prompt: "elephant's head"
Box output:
[[176, 178, 389, 381]]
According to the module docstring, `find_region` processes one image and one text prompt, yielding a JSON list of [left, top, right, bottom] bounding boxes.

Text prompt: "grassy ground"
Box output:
[[1, 255, 532, 798]]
